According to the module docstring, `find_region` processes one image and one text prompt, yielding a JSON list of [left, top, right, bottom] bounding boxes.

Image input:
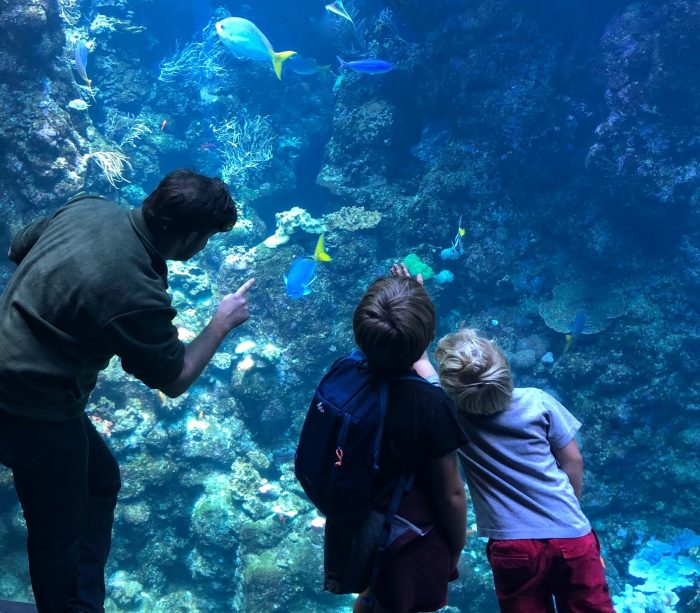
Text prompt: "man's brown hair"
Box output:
[[353, 276, 435, 373], [142, 169, 237, 236]]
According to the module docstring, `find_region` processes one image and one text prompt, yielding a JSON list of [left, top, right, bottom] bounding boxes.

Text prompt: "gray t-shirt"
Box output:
[[458, 387, 591, 539]]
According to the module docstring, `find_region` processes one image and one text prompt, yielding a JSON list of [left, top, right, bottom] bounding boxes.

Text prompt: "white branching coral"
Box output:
[[211, 114, 274, 187], [85, 151, 133, 189]]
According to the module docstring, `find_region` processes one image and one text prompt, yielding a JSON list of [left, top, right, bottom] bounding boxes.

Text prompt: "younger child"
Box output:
[[434, 328, 615, 613], [323, 276, 467, 613]]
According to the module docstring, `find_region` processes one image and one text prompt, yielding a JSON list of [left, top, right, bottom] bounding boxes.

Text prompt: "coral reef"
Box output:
[[263, 206, 327, 248], [323, 206, 382, 232], [0, 0, 699, 610], [538, 280, 626, 334], [586, 1, 700, 227], [613, 530, 700, 612], [403, 252, 435, 280], [0, 0, 87, 220]]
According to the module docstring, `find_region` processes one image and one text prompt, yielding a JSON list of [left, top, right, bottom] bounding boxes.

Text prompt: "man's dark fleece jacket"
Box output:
[[0, 195, 185, 421]]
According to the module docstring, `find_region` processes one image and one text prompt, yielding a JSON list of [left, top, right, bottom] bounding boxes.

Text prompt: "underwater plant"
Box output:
[[158, 18, 229, 87], [211, 115, 274, 187], [57, 0, 80, 25], [84, 151, 132, 189], [103, 111, 152, 150]]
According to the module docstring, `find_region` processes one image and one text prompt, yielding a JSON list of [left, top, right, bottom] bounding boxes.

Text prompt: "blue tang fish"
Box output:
[[215, 17, 297, 80], [284, 234, 332, 299], [337, 56, 395, 74]]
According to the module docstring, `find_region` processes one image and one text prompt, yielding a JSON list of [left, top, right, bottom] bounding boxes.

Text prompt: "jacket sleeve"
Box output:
[[9, 217, 50, 265], [102, 308, 186, 389]]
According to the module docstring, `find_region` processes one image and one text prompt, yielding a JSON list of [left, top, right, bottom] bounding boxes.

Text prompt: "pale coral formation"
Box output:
[[263, 206, 327, 248], [323, 205, 382, 231]]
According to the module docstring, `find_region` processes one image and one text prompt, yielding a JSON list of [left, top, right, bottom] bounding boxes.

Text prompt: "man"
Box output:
[[0, 169, 254, 612]]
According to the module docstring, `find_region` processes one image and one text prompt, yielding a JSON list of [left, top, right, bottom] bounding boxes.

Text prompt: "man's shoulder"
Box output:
[[59, 193, 118, 210], [52, 194, 127, 230]]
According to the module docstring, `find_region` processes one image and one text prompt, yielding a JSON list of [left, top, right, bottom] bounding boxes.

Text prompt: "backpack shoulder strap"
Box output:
[[372, 381, 389, 470], [318, 351, 363, 384]]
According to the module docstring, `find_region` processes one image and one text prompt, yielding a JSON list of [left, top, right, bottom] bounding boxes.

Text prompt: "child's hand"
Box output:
[[390, 262, 423, 285]]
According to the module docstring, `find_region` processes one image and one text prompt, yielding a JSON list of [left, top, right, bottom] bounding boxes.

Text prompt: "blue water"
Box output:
[[0, 0, 699, 610]]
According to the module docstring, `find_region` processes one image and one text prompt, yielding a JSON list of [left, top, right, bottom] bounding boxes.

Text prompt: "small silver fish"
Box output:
[[67, 99, 89, 111]]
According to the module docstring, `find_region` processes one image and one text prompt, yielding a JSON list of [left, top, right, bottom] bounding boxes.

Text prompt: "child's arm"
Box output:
[[389, 264, 440, 380], [428, 451, 467, 569], [413, 350, 439, 380], [553, 439, 584, 499]]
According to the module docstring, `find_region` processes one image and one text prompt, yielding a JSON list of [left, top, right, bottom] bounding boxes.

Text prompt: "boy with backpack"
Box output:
[[432, 327, 616, 613], [295, 275, 467, 613]]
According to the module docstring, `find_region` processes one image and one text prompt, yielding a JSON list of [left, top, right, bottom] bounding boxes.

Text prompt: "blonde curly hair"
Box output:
[[435, 328, 513, 415]]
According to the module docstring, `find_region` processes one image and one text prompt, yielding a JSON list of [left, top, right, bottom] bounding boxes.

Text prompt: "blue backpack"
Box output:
[[295, 351, 425, 523]]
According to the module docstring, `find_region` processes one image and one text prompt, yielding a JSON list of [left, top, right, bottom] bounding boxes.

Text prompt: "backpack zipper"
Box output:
[[335, 412, 351, 467]]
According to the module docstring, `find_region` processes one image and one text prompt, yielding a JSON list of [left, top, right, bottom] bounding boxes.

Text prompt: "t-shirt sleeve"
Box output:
[[424, 394, 469, 458], [541, 390, 582, 450], [103, 308, 185, 389]]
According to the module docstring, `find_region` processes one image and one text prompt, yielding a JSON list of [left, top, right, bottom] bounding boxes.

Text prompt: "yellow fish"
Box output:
[[215, 17, 297, 80]]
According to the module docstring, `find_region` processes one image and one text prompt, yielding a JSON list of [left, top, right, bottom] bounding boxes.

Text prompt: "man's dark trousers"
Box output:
[[0, 411, 121, 612]]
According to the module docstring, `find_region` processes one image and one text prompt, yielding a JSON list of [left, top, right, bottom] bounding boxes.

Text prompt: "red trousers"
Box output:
[[486, 531, 615, 613]]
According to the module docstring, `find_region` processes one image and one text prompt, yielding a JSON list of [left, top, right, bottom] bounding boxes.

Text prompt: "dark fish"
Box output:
[[570, 312, 586, 337], [563, 312, 586, 354], [287, 55, 331, 76], [337, 56, 395, 74]]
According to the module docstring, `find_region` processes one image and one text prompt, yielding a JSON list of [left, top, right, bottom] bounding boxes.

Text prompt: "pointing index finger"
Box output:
[[234, 278, 256, 297]]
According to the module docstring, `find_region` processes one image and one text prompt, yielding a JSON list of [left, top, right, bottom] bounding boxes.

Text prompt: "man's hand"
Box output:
[[159, 278, 256, 398], [213, 278, 255, 334]]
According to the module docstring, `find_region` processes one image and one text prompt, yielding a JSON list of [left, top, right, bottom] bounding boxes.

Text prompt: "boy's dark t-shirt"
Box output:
[[323, 372, 466, 595], [377, 375, 467, 497]]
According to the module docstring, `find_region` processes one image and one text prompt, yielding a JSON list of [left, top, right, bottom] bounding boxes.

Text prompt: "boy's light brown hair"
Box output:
[[353, 276, 435, 373], [435, 328, 513, 415]]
